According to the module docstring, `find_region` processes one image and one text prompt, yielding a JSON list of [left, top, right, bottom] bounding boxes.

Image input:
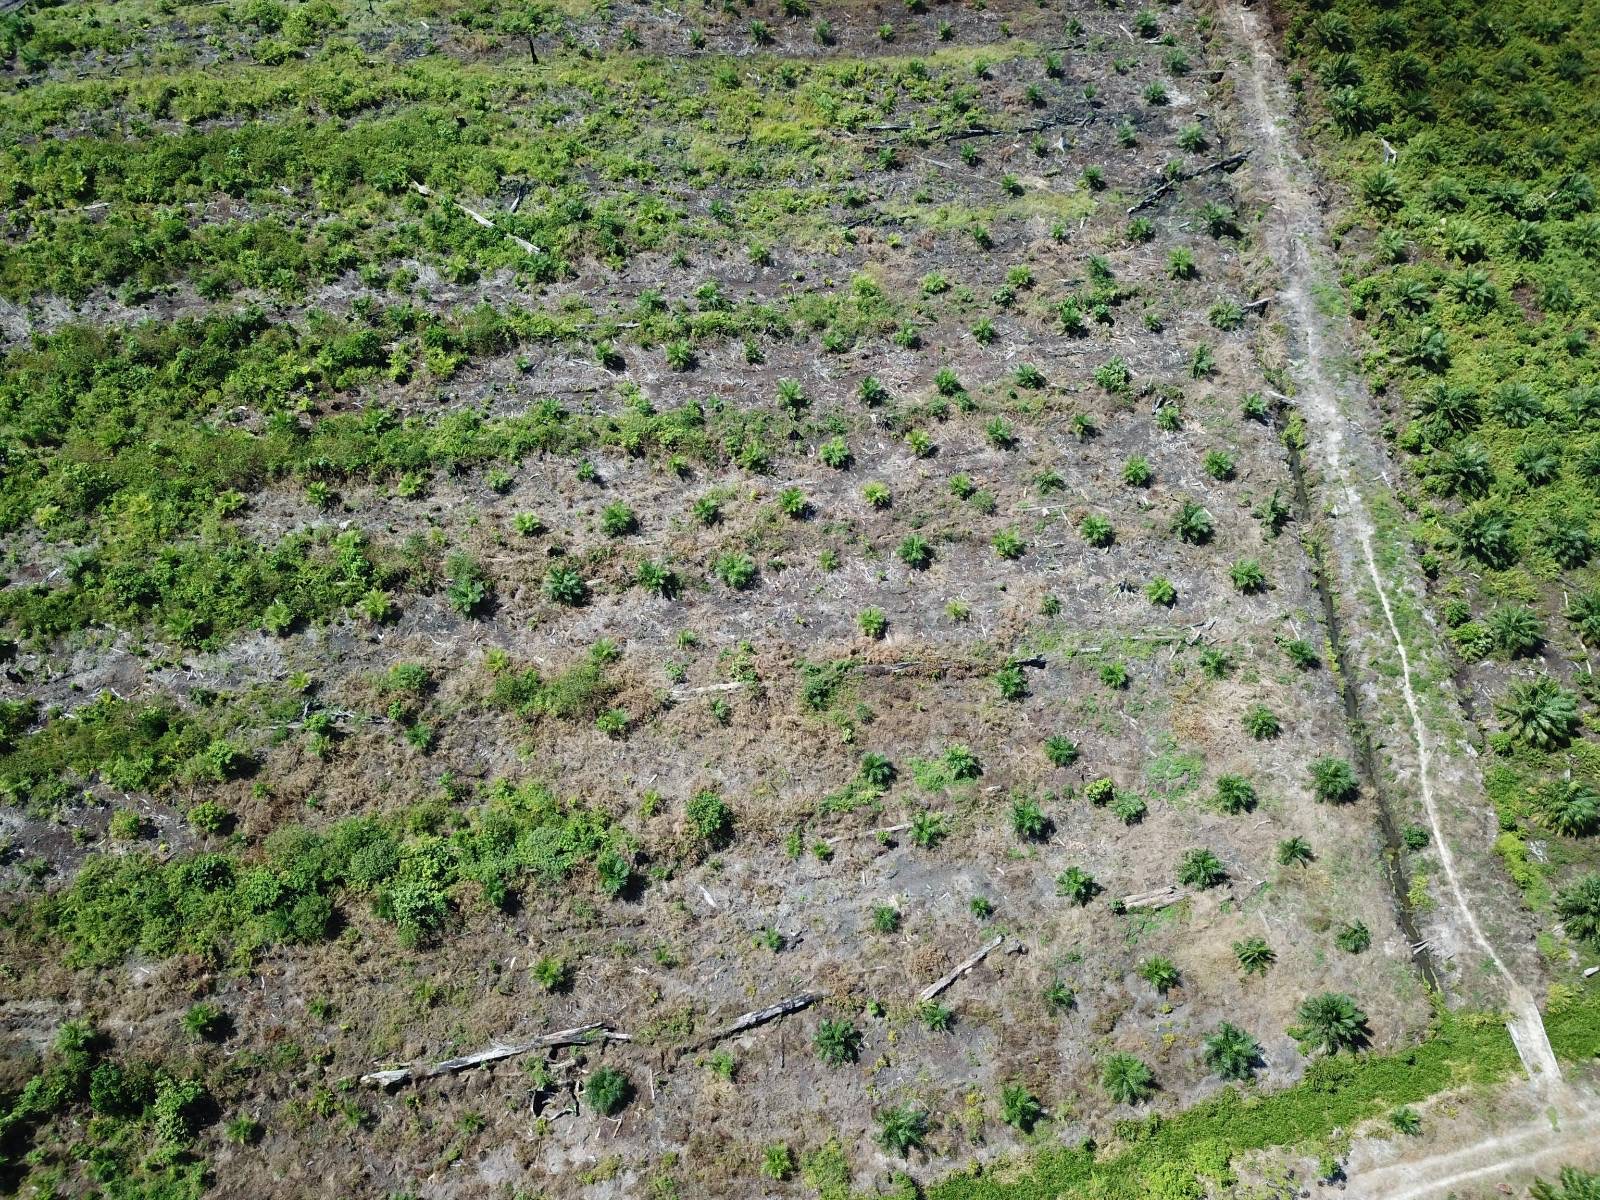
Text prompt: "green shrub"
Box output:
[[585, 1066, 632, 1115], [814, 1018, 862, 1066], [686, 791, 733, 848]]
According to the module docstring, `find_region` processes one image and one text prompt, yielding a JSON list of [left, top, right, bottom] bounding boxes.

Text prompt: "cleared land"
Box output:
[[1, 1, 1598, 1198]]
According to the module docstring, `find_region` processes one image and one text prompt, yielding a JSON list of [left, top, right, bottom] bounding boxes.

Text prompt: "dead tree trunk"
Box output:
[[919, 935, 1004, 1002], [692, 992, 822, 1050], [362, 1022, 629, 1088], [1126, 151, 1250, 215]]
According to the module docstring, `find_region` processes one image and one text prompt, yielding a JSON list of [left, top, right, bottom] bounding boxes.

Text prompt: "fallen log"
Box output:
[[1126, 151, 1250, 215], [694, 992, 822, 1049], [363, 1022, 629, 1087], [1120, 885, 1188, 911], [919, 935, 1005, 1002], [411, 180, 540, 254]]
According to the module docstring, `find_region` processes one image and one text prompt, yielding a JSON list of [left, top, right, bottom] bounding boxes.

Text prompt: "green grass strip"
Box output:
[[928, 1006, 1539, 1199]]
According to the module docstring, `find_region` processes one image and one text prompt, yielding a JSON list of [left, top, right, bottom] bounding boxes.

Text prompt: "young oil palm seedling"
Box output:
[[999, 1083, 1044, 1132], [1214, 775, 1256, 814], [1203, 1023, 1261, 1080], [1081, 515, 1114, 547], [1177, 848, 1226, 889], [898, 535, 934, 570], [1056, 866, 1099, 905], [1243, 704, 1280, 739], [1044, 736, 1078, 767], [1101, 1054, 1155, 1104], [814, 1019, 863, 1066], [1233, 936, 1276, 976], [1172, 501, 1213, 544], [1496, 679, 1579, 750], [1012, 796, 1049, 840], [1310, 757, 1358, 803], [875, 1105, 927, 1155], [1277, 837, 1314, 867], [993, 528, 1026, 559], [1290, 993, 1369, 1055], [1137, 955, 1179, 993]]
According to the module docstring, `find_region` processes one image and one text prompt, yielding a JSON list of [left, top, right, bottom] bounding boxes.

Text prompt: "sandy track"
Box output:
[[1346, 1108, 1600, 1200]]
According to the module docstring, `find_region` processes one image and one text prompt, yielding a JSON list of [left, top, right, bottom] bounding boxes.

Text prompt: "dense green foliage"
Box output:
[[0, 1021, 209, 1196], [43, 776, 629, 965]]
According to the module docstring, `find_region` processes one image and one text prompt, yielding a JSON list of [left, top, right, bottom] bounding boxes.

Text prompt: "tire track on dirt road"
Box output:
[[1345, 1109, 1600, 1200]]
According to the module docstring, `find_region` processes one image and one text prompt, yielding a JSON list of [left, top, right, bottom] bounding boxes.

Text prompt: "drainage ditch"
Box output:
[[1277, 412, 1446, 994]]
